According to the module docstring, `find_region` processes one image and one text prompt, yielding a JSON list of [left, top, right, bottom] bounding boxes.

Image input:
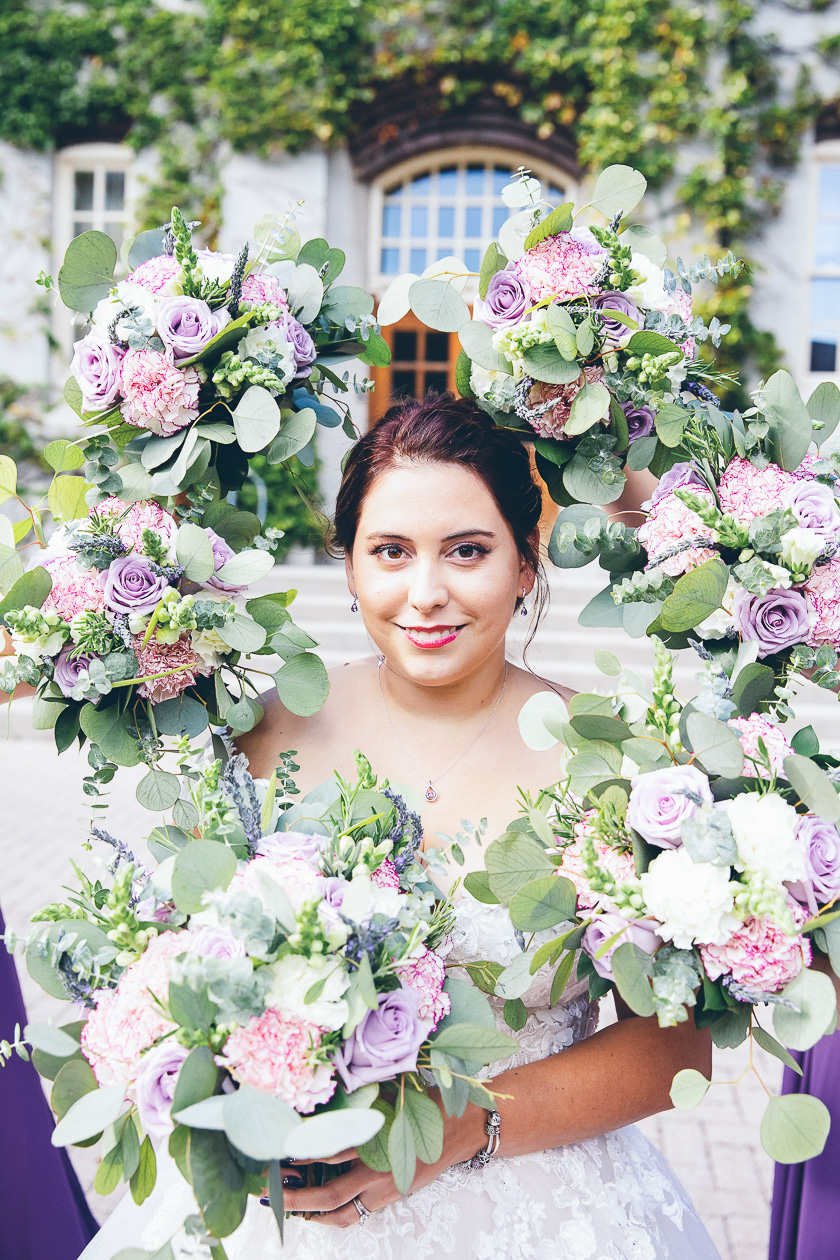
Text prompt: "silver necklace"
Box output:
[[376, 656, 509, 803]]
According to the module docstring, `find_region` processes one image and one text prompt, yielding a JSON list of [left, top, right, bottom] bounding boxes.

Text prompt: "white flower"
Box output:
[[627, 254, 670, 312], [190, 626, 230, 667], [470, 364, 496, 398], [640, 847, 739, 949], [501, 175, 542, 208], [195, 249, 236, 285], [238, 326, 296, 387], [264, 953, 349, 1032], [666, 359, 688, 393], [696, 578, 737, 638], [340, 869, 406, 924], [91, 283, 159, 330], [780, 527, 823, 570], [725, 792, 806, 886]]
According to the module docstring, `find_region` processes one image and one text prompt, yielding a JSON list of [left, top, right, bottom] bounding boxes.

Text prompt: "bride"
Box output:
[[83, 395, 720, 1259]]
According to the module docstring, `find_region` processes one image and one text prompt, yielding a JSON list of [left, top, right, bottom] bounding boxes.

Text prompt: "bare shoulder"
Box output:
[[507, 662, 576, 707], [234, 657, 377, 779]]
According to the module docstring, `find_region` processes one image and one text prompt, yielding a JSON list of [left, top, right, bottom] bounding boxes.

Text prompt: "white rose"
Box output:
[[780, 527, 823, 570], [501, 175, 542, 208], [725, 792, 806, 886], [640, 847, 739, 949], [91, 283, 158, 330], [264, 953, 349, 1032], [238, 326, 295, 385], [340, 870, 406, 924], [195, 249, 236, 285], [696, 578, 737, 638], [470, 364, 495, 398], [190, 626, 229, 668], [627, 253, 670, 312]]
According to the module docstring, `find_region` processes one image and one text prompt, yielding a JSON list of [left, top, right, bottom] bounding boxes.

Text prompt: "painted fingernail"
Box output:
[[279, 1158, 296, 1167], [260, 1197, 271, 1207], [283, 1175, 305, 1188]]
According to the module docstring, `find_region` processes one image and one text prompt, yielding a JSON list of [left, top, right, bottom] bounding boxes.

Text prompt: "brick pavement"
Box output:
[[1, 734, 783, 1257]]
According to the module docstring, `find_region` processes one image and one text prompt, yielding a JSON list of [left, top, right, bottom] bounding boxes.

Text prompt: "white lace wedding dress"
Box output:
[[81, 895, 720, 1260]]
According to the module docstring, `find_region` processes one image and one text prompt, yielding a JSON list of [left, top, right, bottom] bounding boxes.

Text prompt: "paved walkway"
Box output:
[[1, 734, 783, 1258]]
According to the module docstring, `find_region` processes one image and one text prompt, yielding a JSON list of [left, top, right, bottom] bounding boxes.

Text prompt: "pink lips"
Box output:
[[400, 625, 463, 649]]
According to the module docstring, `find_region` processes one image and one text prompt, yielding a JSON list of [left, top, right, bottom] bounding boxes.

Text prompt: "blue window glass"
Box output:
[[464, 248, 481, 272], [465, 206, 483, 237], [380, 247, 400, 274], [812, 278, 840, 322], [438, 205, 455, 236], [492, 167, 512, 195], [410, 205, 428, 237], [548, 185, 566, 204], [438, 167, 458, 195], [811, 338, 837, 373], [492, 206, 509, 237], [410, 247, 427, 273], [382, 204, 401, 238], [465, 167, 485, 196], [411, 173, 431, 196], [818, 165, 840, 216], [815, 222, 840, 268]]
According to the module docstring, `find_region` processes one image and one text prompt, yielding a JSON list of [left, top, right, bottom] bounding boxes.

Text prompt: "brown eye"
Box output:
[[455, 544, 482, 559], [385, 545, 403, 560]]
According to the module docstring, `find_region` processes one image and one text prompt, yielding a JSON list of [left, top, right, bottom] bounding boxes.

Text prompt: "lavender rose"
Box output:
[[156, 296, 230, 362], [53, 646, 97, 698], [783, 481, 840, 540], [188, 925, 247, 959], [273, 314, 317, 378], [592, 292, 640, 349], [334, 983, 429, 1091], [788, 814, 840, 914], [570, 226, 608, 256], [203, 528, 246, 594], [473, 268, 532, 330], [102, 556, 169, 616], [734, 587, 812, 659], [583, 914, 661, 980], [621, 399, 655, 444], [71, 332, 124, 413], [643, 461, 706, 511], [257, 830, 325, 866], [627, 765, 713, 849], [135, 1041, 189, 1141]]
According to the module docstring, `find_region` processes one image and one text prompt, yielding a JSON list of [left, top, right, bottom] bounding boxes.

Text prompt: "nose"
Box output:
[[407, 556, 449, 616]]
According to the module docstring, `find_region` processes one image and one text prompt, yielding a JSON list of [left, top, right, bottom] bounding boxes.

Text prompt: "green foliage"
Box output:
[[233, 454, 322, 560]]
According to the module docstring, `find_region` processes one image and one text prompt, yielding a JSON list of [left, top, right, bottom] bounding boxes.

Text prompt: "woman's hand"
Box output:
[[281, 1099, 485, 1228]]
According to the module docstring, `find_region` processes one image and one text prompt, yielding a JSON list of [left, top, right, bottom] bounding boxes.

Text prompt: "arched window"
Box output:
[[368, 149, 576, 419], [809, 146, 840, 377]]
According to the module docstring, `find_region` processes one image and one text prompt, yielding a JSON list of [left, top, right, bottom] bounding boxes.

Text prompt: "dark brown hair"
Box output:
[[331, 393, 547, 623]]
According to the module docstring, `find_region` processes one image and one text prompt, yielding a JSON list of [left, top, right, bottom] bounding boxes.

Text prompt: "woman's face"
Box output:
[[346, 461, 534, 686]]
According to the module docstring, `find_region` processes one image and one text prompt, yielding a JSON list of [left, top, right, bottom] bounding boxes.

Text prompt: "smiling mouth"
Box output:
[[398, 625, 465, 648]]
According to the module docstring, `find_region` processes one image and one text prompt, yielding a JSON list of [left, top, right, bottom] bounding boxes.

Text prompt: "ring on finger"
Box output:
[[353, 1195, 371, 1225]]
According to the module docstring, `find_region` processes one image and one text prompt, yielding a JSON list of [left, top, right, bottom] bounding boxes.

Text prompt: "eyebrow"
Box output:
[[365, 530, 497, 542]]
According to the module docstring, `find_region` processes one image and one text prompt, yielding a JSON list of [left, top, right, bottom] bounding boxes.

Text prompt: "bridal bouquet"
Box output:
[[378, 163, 741, 507], [551, 370, 840, 712], [0, 460, 327, 806], [58, 205, 388, 501], [467, 642, 840, 1165], [3, 752, 516, 1251]]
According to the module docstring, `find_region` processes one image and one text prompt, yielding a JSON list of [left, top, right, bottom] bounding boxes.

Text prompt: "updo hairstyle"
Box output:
[[331, 394, 547, 624]]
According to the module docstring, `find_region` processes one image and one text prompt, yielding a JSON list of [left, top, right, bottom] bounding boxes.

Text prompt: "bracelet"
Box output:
[[466, 1110, 501, 1169]]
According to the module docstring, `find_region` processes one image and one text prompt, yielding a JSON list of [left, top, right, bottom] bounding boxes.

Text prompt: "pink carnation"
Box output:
[[525, 366, 606, 441], [81, 931, 188, 1088], [661, 286, 697, 358], [395, 946, 451, 1030], [130, 256, 182, 294], [240, 273, 289, 308], [232, 854, 324, 913], [718, 458, 799, 525], [131, 634, 209, 703], [42, 555, 105, 621], [513, 235, 602, 303], [556, 815, 637, 911], [220, 1009, 335, 1111], [638, 486, 718, 576], [728, 714, 793, 778], [95, 498, 178, 556], [371, 859, 400, 890], [700, 914, 811, 995], [120, 350, 200, 437], [804, 558, 840, 650]]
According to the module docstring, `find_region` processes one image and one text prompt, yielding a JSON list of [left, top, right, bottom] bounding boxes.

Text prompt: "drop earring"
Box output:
[[351, 591, 358, 613], [520, 587, 528, 617]]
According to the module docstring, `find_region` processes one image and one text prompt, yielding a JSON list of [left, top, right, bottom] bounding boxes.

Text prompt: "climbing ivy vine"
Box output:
[[1, 0, 838, 394]]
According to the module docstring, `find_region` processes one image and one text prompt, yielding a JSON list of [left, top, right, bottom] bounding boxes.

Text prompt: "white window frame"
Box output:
[[367, 146, 580, 297], [53, 143, 137, 364], [805, 139, 840, 389]]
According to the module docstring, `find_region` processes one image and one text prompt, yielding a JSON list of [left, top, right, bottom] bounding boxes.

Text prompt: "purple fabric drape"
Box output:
[[0, 906, 98, 1260], [768, 1034, 840, 1260]]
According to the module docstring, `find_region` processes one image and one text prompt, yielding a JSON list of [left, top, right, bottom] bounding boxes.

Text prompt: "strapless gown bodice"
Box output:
[[80, 895, 721, 1260]]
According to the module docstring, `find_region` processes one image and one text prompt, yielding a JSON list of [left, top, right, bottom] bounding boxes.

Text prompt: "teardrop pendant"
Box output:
[[425, 782, 439, 803]]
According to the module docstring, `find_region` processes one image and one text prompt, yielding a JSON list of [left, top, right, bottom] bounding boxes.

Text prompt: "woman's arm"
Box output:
[[282, 1004, 711, 1225]]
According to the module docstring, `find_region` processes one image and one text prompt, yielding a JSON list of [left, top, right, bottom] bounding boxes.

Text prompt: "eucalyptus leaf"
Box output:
[[284, 1108, 385, 1160], [58, 231, 117, 312], [215, 549, 275, 586], [588, 165, 647, 219], [171, 840, 237, 915], [669, 1068, 711, 1110], [136, 769, 181, 812], [24, 1023, 80, 1058], [659, 560, 729, 632], [49, 475, 93, 524], [524, 202, 574, 249], [267, 407, 317, 465], [431, 1023, 519, 1063], [517, 689, 568, 750], [45, 440, 85, 473], [563, 456, 625, 506], [760, 1093, 830, 1164], [458, 319, 509, 373], [611, 942, 655, 1016], [232, 386, 282, 454], [478, 242, 508, 299], [509, 876, 576, 932], [485, 834, 555, 902], [287, 263, 324, 323], [752, 1027, 804, 1075], [273, 652, 329, 716], [409, 279, 470, 332], [685, 712, 744, 777], [763, 370, 813, 471], [566, 382, 611, 436], [808, 380, 840, 444], [773, 968, 837, 1051], [522, 345, 581, 386], [621, 224, 667, 268], [176, 522, 215, 582], [51, 1085, 127, 1147], [223, 1087, 301, 1161], [783, 754, 840, 823], [376, 273, 420, 327]]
